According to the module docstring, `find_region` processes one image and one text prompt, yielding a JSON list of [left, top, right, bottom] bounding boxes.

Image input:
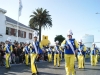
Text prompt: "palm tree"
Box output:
[[29, 8, 52, 42]]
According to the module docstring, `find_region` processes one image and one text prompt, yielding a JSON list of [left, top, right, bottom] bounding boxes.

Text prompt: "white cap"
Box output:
[[78, 39, 82, 42], [33, 31, 38, 38], [49, 44, 52, 46], [25, 41, 29, 44], [92, 42, 95, 45], [67, 29, 73, 35], [33, 34, 38, 38], [6, 37, 11, 42], [55, 40, 59, 43]]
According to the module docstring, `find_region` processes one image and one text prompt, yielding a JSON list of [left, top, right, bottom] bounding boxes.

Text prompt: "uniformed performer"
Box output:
[[96, 49, 99, 64], [90, 43, 98, 66], [61, 29, 78, 75], [23, 41, 30, 66], [54, 41, 61, 67], [30, 32, 43, 75], [59, 46, 63, 61], [47, 44, 52, 62], [4, 37, 13, 69], [78, 39, 86, 69]]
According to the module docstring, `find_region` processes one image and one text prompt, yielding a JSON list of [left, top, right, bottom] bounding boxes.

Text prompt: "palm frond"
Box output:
[[29, 8, 52, 30]]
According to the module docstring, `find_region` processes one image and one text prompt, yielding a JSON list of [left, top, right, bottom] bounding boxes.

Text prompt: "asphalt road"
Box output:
[[0, 58, 100, 75]]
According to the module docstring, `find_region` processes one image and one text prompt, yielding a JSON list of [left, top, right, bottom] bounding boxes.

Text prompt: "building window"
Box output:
[[6, 27, 9, 35], [9, 28, 11, 35], [29, 33, 32, 39], [20, 31, 26, 38], [24, 32, 26, 38], [6, 27, 11, 35]]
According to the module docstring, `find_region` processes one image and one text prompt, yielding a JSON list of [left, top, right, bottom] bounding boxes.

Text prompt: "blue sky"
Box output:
[[0, 0, 100, 44]]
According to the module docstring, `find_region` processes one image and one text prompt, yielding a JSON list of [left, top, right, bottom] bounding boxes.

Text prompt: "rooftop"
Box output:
[[6, 16, 32, 29]]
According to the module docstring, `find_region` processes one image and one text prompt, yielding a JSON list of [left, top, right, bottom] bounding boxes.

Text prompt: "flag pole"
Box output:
[[17, 0, 22, 42], [17, 15, 19, 42], [17, 0, 20, 42]]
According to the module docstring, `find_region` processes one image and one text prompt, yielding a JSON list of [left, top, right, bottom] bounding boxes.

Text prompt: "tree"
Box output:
[[54, 35, 65, 45], [29, 8, 52, 42]]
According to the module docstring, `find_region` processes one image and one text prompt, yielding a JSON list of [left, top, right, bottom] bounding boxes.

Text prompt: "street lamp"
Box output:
[[96, 12, 100, 14]]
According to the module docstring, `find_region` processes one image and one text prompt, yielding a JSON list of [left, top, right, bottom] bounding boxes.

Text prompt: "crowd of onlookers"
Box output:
[[0, 42, 26, 66], [0, 41, 49, 66]]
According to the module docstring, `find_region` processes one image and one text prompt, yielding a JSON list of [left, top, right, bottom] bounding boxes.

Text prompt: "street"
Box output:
[[0, 58, 100, 75]]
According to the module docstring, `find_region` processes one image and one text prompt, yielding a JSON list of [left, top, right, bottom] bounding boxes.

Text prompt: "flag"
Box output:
[[19, 0, 23, 16]]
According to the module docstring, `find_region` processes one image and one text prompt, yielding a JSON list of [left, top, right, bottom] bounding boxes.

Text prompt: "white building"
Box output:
[[82, 34, 94, 48], [0, 8, 34, 43]]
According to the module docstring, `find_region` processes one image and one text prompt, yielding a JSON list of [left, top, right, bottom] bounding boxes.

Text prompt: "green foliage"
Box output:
[[54, 35, 65, 45], [29, 8, 52, 41]]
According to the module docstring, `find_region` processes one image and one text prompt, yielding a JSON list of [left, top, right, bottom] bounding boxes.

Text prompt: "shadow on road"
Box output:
[[0, 65, 31, 75], [39, 72, 61, 75]]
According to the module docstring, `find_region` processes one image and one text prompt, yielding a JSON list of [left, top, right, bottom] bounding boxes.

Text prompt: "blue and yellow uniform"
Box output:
[[78, 44, 86, 69], [30, 41, 43, 74], [61, 39, 78, 75], [59, 46, 63, 61], [47, 47, 52, 62], [23, 46, 30, 65], [4, 44, 13, 68], [90, 47, 98, 66], [53, 45, 61, 67], [96, 49, 99, 64]]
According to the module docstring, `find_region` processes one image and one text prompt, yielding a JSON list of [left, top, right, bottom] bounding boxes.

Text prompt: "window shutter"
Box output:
[[24, 32, 26, 38], [11, 28, 14, 36], [18, 30, 20, 37], [31, 33, 32, 39]]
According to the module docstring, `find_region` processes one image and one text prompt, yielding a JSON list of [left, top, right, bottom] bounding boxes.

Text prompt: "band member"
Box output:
[[96, 49, 99, 64], [30, 32, 43, 75], [59, 46, 63, 61], [4, 37, 13, 68], [23, 41, 30, 66], [54, 41, 61, 67], [91, 43, 98, 66], [47, 44, 52, 62], [61, 29, 78, 75], [78, 39, 86, 69]]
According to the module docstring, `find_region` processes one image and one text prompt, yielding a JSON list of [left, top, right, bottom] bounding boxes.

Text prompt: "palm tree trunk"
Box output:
[[39, 25, 41, 42]]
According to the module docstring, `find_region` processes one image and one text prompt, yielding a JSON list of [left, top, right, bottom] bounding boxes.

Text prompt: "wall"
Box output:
[[4, 22, 34, 43], [0, 10, 6, 42]]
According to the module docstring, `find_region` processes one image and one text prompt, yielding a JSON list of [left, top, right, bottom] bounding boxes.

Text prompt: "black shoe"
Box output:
[[6, 67, 10, 69], [32, 73, 36, 75], [37, 72, 39, 75]]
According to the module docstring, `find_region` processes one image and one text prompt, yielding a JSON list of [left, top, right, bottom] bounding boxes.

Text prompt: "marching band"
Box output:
[[3, 30, 100, 75]]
